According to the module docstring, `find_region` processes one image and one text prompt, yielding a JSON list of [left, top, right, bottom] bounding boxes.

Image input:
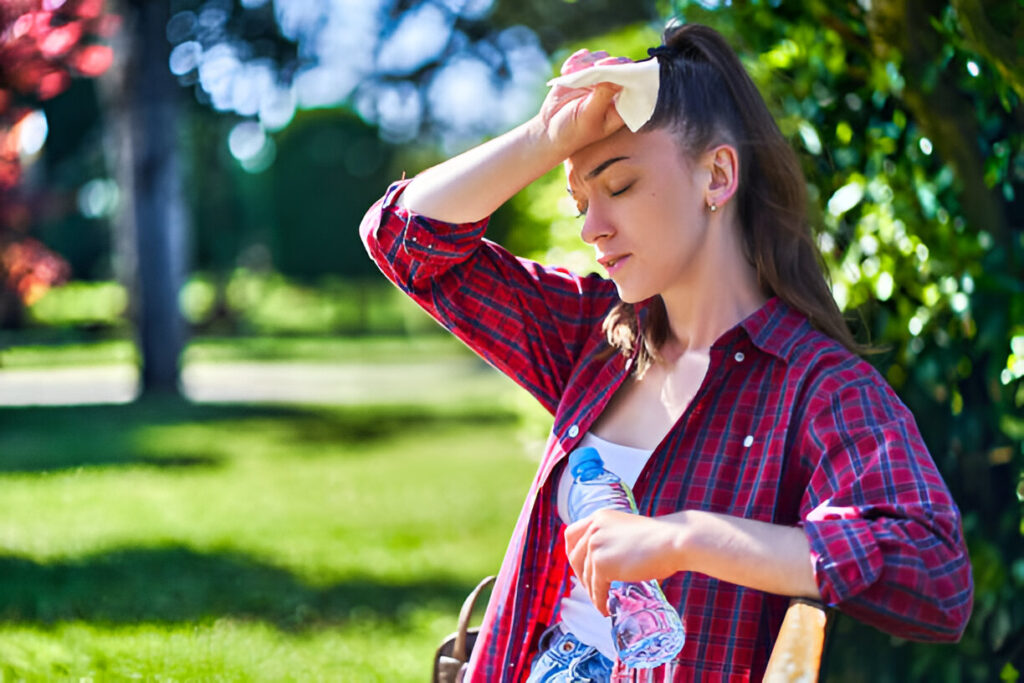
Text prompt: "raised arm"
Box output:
[[398, 50, 628, 222], [360, 52, 637, 413]]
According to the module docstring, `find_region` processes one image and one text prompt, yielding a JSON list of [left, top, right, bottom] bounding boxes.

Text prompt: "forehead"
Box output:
[[565, 127, 683, 188]]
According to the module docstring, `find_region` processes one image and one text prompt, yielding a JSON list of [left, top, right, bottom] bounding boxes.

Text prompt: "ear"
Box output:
[[702, 144, 739, 209]]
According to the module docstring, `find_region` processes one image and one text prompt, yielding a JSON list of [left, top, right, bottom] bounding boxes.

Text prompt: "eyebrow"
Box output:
[[586, 156, 630, 180]]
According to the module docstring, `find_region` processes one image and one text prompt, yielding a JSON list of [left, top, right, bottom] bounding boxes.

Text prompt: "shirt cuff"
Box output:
[[803, 506, 884, 606], [379, 180, 490, 265]]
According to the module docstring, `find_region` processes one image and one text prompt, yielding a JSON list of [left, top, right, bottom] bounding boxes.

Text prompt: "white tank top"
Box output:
[[556, 431, 655, 661]]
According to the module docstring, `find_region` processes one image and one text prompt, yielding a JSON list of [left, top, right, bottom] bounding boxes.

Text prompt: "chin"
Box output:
[[612, 283, 652, 305]]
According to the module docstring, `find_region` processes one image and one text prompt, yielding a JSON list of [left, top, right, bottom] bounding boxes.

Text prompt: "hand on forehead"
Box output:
[[549, 51, 661, 133]]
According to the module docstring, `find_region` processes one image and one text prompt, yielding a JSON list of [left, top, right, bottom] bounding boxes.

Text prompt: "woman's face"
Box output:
[[565, 127, 712, 304]]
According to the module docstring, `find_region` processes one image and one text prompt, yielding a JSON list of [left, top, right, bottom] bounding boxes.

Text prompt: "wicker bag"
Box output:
[[432, 576, 495, 683]]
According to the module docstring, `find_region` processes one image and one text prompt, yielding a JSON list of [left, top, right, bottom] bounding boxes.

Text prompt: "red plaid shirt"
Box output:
[[360, 180, 973, 681]]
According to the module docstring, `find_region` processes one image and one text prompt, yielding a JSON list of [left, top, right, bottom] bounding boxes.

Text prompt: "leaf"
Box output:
[[69, 44, 112, 77], [38, 20, 83, 58]]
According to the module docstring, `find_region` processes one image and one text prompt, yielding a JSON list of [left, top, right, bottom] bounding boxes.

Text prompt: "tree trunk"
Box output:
[[865, 0, 1012, 252], [100, 0, 187, 396]]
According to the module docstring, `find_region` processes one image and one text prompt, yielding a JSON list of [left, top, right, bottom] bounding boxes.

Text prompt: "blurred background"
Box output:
[[0, 0, 1020, 680]]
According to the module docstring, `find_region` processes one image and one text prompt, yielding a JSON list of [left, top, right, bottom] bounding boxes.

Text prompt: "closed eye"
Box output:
[[611, 182, 634, 197]]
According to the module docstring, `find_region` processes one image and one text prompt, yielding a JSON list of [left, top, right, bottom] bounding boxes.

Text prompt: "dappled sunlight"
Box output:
[[165, 0, 547, 149]]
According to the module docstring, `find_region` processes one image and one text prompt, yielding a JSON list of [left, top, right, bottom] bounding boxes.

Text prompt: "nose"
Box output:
[[579, 207, 613, 246]]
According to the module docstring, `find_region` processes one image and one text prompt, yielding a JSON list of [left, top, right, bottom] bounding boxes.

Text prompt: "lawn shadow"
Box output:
[[0, 546, 478, 631], [269, 402, 517, 447], [0, 396, 516, 473], [0, 400, 291, 473]]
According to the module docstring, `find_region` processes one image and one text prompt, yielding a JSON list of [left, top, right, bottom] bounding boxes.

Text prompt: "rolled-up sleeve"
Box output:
[[359, 180, 491, 294], [360, 180, 618, 415], [798, 373, 973, 642]]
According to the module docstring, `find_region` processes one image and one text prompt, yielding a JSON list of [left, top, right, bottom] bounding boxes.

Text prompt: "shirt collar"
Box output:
[[635, 295, 812, 364], [735, 296, 811, 363]]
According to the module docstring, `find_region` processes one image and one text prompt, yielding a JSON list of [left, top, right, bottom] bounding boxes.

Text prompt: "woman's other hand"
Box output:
[[566, 508, 822, 617], [564, 508, 684, 617], [534, 49, 631, 160]]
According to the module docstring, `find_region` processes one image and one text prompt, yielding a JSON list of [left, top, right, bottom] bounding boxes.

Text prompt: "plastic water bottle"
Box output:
[[567, 446, 685, 669]]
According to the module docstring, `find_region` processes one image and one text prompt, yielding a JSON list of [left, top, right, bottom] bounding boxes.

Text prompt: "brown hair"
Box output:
[[603, 23, 860, 374]]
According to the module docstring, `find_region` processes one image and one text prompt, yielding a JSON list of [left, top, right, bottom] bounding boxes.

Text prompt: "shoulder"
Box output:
[[750, 300, 884, 398], [782, 322, 911, 429]]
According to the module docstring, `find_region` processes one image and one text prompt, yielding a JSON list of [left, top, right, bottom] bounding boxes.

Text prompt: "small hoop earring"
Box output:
[[709, 203, 718, 213]]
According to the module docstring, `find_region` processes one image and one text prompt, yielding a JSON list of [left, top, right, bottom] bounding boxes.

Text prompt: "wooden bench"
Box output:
[[763, 597, 832, 682], [434, 580, 833, 682]]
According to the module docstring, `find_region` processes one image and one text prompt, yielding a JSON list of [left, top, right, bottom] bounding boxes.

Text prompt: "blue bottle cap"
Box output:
[[568, 446, 604, 479]]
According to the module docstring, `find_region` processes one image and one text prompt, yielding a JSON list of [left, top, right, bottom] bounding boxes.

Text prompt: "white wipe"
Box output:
[[546, 59, 661, 133]]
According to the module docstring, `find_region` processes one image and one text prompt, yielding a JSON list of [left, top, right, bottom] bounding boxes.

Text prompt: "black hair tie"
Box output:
[[647, 45, 674, 59]]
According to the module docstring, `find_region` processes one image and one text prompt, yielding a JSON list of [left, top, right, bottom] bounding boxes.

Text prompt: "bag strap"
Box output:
[[452, 575, 496, 662]]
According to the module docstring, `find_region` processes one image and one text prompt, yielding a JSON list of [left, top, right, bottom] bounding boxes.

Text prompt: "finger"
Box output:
[[564, 519, 586, 550], [561, 49, 612, 75], [560, 48, 592, 75], [547, 86, 590, 111], [596, 578, 612, 618], [594, 56, 632, 66], [587, 82, 621, 108], [567, 546, 584, 580], [583, 83, 624, 128], [541, 86, 591, 125], [565, 523, 588, 578], [593, 87, 626, 135], [580, 526, 598, 598], [585, 552, 611, 618], [583, 551, 596, 608]]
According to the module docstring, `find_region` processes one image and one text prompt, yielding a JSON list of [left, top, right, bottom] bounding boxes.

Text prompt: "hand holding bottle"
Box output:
[[565, 508, 687, 618], [565, 447, 685, 668]]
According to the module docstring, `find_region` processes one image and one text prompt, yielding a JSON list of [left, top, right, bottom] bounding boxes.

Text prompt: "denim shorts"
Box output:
[[525, 625, 614, 683]]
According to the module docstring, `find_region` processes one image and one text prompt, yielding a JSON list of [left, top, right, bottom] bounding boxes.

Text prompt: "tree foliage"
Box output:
[[501, 1, 1022, 678], [710, 2, 1021, 679], [0, 0, 115, 323]]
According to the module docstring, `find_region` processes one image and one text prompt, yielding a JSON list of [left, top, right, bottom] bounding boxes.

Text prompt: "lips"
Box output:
[[598, 254, 630, 276]]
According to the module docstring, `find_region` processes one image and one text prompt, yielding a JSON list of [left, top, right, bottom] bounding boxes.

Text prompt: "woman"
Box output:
[[360, 22, 972, 682]]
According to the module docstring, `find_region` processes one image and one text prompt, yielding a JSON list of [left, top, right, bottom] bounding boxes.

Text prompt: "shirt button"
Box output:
[[743, 435, 754, 448], [568, 425, 580, 438], [734, 352, 745, 362]]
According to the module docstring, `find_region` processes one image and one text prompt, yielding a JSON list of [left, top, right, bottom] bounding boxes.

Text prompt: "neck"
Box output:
[[658, 214, 766, 358]]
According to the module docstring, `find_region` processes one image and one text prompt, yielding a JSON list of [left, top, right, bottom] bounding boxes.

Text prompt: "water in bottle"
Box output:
[[567, 446, 686, 669]]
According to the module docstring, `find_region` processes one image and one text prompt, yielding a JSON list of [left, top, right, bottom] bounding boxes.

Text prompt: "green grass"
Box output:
[[0, 396, 541, 680], [0, 334, 469, 370], [183, 334, 472, 364], [0, 339, 137, 369]]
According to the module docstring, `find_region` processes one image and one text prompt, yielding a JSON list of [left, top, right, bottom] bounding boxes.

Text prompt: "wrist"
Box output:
[[667, 509, 697, 574], [520, 114, 570, 167]]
